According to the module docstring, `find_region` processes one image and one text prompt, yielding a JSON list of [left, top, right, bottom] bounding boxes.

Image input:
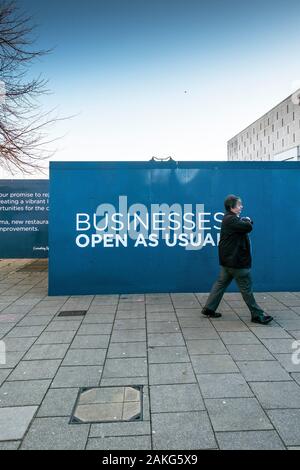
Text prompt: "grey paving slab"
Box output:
[[145, 294, 171, 304], [0, 441, 21, 450], [0, 380, 51, 406], [152, 411, 217, 450], [87, 306, 117, 314], [45, 321, 82, 332], [237, 361, 292, 382], [9, 359, 61, 381], [146, 305, 174, 313], [83, 314, 115, 324], [181, 328, 220, 340], [216, 431, 285, 450], [219, 332, 261, 345], [292, 373, 300, 385], [17, 316, 53, 327], [148, 333, 185, 347], [274, 354, 300, 373], [2, 337, 36, 352], [70, 335, 110, 349], [62, 349, 106, 366], [177, 318, 211, 328], [36, 331, 76, 344], [149, 363, 196, 385], [212, 321, 249, 332], [117, 305, 145, 314], [77, 324, 113, 336], [197, 373, 253, 399], [226, 344, 274, 361], [250, 326, 293, 339], [103, 358, 147, 378], [172, 300, 201, 309], [0, 351, 25, 369], [107, 342, 147, 359], [37, 388, 80, 417], [175, 308, 203, 318], [20, 417, 90, 450], [23, 344, 69, 360], [0, 369, 12, 386], [111, 329, 146, 343], [261, 338, 296, 354], [145, 313, 177, 322], [250, 381, 300, 409], [290, 331, 300, 340], [116, 311, 146, 320], [100, 377, 149, 387], [186, 339, 228, 355], [0, 325, 13, 337], [0, 406, 37, 441], [86, 435, 151, 450], [205, 398, 273, 432], [113, 319, 146, 330], [148, 346, 190, 364], [51, 366, 102, 388], [191, 355, 239, 374], [267, 410, 300, 446], [90, 420, 151, 438], [276, 320, 300, 330], [147, 321, 180, 334], [150, 384, 205, 412]]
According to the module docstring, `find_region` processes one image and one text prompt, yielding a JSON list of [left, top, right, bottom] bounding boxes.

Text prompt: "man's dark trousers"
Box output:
[[204, 266, 264, 318]]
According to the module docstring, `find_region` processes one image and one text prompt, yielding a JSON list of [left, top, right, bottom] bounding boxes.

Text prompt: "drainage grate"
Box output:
[[58, 310, 87, 317], [70, 385, 143, 424], [17, 260, 48, 272]]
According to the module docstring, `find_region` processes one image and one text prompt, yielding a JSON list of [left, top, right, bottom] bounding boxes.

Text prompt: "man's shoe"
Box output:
[[251, 315, 273, 325], [202, 308, 222, 318]]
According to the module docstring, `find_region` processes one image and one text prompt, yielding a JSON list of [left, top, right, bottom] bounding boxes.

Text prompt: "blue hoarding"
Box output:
[[49, 161, 300, 295], [0, 179, 49, 258]]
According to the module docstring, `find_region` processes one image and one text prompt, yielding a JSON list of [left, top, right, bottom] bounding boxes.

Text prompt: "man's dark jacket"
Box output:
[[218, 211, 253, 269]]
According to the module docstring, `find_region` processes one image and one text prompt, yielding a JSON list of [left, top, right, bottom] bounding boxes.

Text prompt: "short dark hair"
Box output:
[[224, 194, 241, 212]]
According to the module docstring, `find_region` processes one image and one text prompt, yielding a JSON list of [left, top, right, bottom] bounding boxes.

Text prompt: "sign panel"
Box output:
[[0, 180, 49, 258], [49, 161, 300, 295]]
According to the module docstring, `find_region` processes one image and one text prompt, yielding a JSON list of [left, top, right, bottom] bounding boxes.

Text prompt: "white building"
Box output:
[[228, 90, 300, 161]]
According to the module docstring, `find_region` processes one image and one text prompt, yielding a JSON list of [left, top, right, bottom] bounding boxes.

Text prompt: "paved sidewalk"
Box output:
[[0, 259, 300, 450]]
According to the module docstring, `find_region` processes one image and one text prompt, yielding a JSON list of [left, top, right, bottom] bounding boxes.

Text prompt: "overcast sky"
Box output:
[[2, 0, 300, 177]]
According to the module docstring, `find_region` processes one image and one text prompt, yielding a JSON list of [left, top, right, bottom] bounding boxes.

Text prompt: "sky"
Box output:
[[2, 0, 300, 176]]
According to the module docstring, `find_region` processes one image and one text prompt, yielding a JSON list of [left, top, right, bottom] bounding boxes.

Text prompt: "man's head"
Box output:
[[224, 194, 243, 216]]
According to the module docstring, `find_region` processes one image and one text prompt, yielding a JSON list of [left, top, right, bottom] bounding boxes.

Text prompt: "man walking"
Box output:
[[202, 194, 273, 325]]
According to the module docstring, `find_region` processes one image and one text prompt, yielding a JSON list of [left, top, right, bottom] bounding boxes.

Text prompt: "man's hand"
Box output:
[[241, 216, 253, 224]]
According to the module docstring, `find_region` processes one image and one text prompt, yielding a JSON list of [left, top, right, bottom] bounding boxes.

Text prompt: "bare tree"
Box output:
[[0, 1, 59, 174]]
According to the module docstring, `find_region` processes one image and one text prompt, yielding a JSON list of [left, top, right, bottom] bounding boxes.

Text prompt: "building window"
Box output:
[[272, 124, 274, 132], [287, 104, 289, 113], [293, 112, 295, 121], [268, 118, 270, 126], [277, 112, 279, 120], [282, 118, 284, 127], [268, 136, 270, 144], [273, 143, 275, 150], [282, 138, 284, 147], [287, 125, 290, 134], [253, 128, 255, 134], [293, 133, 296, 143]]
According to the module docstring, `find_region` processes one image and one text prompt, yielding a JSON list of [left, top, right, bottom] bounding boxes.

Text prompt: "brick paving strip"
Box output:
[[0, 259, 300, 450]]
